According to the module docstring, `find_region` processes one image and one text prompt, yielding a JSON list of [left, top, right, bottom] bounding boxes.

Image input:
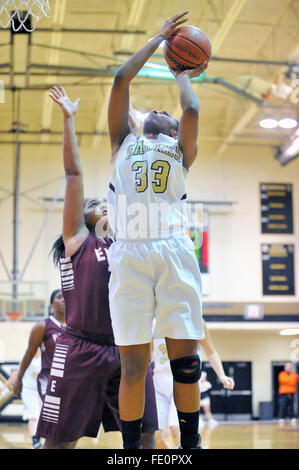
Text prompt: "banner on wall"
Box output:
[[260, 183, 293, 234], [187, 228, 209, 274], [262, 244, 295, 296], [186, 205, 209, 295], [186, 210, 209, 274]]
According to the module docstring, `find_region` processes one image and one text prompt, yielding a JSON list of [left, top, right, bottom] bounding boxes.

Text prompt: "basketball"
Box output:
[[163, 26, 212, 71]]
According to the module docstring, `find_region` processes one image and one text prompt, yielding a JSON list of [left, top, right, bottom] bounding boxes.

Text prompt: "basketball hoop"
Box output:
[[5, 311, 23, 321], [0, 1, 51, 32]]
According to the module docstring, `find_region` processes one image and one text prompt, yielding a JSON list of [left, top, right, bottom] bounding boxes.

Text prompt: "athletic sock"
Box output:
[[32, 435, 41, 449], [177, 410, 201, 449], [120, 418, 143, 449]]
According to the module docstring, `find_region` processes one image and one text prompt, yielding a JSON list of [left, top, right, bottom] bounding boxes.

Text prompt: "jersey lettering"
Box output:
[[132, 159, 170, 194], [50, 380, 56, 392], [159, 343, 169, 364], [126, 139, 183, 163], [94, 247, 107, 263]]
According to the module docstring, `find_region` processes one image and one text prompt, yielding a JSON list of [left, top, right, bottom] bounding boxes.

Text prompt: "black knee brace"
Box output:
[[170, 354, 201, 384]]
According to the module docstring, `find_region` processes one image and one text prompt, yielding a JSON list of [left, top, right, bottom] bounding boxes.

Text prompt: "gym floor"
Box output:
[[0, 421, 298, 449]]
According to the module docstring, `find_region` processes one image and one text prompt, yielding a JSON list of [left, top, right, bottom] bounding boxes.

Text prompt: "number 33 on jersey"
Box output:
[[108, 133, 189, 239]]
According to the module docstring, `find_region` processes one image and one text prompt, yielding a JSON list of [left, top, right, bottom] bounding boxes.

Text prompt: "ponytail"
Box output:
[[51, 235, 65, 267]]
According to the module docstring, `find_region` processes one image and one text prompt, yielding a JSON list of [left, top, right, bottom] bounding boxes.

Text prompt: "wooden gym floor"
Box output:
[[0, 420, 298, 449]]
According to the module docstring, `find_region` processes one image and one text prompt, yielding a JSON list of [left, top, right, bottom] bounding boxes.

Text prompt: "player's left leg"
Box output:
[[165, 337, 201, 449], [155, 236, 204, 448], [165, 338, 200, 411]]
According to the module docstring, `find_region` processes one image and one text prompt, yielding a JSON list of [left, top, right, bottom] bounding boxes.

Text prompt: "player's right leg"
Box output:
[[154, 236, 204, 449], [107, 240, 156, 449], [103, 351, 158, 449], [118, 343, 151, 448], [165, 338, 201, 449]]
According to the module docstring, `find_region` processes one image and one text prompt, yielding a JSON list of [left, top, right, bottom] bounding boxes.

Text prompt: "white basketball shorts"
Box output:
[[21, 387, 42, 421], [107, 235, 204, 346]]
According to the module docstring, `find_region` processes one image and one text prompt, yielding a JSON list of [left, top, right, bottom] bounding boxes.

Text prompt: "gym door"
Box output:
[[202, 361, 252, 420]]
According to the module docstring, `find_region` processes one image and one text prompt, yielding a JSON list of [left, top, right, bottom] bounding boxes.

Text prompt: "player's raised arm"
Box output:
[[171, 63, 208, 169], [108, 11, 189, 157], [49, 87, 87, 249]]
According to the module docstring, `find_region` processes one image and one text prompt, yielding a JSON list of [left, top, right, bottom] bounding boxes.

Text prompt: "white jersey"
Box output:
[[22, 355, 41, 391], [153, 338, 171, 375], [107, 132, 188, 240]]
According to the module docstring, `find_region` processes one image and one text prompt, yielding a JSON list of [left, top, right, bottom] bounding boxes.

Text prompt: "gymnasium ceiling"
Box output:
[[0, 0, 299, 156]]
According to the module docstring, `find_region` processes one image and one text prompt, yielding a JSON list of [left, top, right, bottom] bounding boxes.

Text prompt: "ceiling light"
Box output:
[[279, 329, 299, 336], [259, 118, 278, 129], [278, 118, 297, 129]]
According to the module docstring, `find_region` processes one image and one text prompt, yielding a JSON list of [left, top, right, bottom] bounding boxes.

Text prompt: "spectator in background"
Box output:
[[0, 290, 65, 449], [278, 361, 299, 425], [13, 290, 66, 403]]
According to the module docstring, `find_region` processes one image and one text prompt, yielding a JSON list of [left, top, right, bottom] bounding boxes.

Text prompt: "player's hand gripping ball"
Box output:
[[164, 25, 212, 72]]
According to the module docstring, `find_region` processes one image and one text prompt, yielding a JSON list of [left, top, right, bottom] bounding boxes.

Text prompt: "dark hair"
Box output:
[[51, 200, 106, 265], [50, 289, 61, 306], [48, 289, 61, 316], [51, 235, 65, 267]]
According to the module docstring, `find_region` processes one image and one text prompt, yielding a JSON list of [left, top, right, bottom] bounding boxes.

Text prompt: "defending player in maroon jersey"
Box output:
[[36, 86, 158, 449]]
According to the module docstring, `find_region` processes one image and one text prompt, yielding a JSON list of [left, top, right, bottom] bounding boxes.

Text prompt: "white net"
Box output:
[[0, 0, 51, 31]]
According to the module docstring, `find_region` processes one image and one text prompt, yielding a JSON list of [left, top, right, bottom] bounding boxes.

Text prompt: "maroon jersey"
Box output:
[[59, 233, 114, 336], [40, 316, 65, 373]]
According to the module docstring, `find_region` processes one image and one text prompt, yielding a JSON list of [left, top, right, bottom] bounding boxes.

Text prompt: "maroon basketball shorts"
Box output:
[[37, 331, 158, 443]]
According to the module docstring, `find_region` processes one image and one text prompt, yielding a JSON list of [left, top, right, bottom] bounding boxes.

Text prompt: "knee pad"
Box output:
[[170, 354, 201, 384]]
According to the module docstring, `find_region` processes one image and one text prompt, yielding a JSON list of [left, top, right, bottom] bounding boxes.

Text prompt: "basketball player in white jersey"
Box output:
[[107, 11, 208, 449]]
